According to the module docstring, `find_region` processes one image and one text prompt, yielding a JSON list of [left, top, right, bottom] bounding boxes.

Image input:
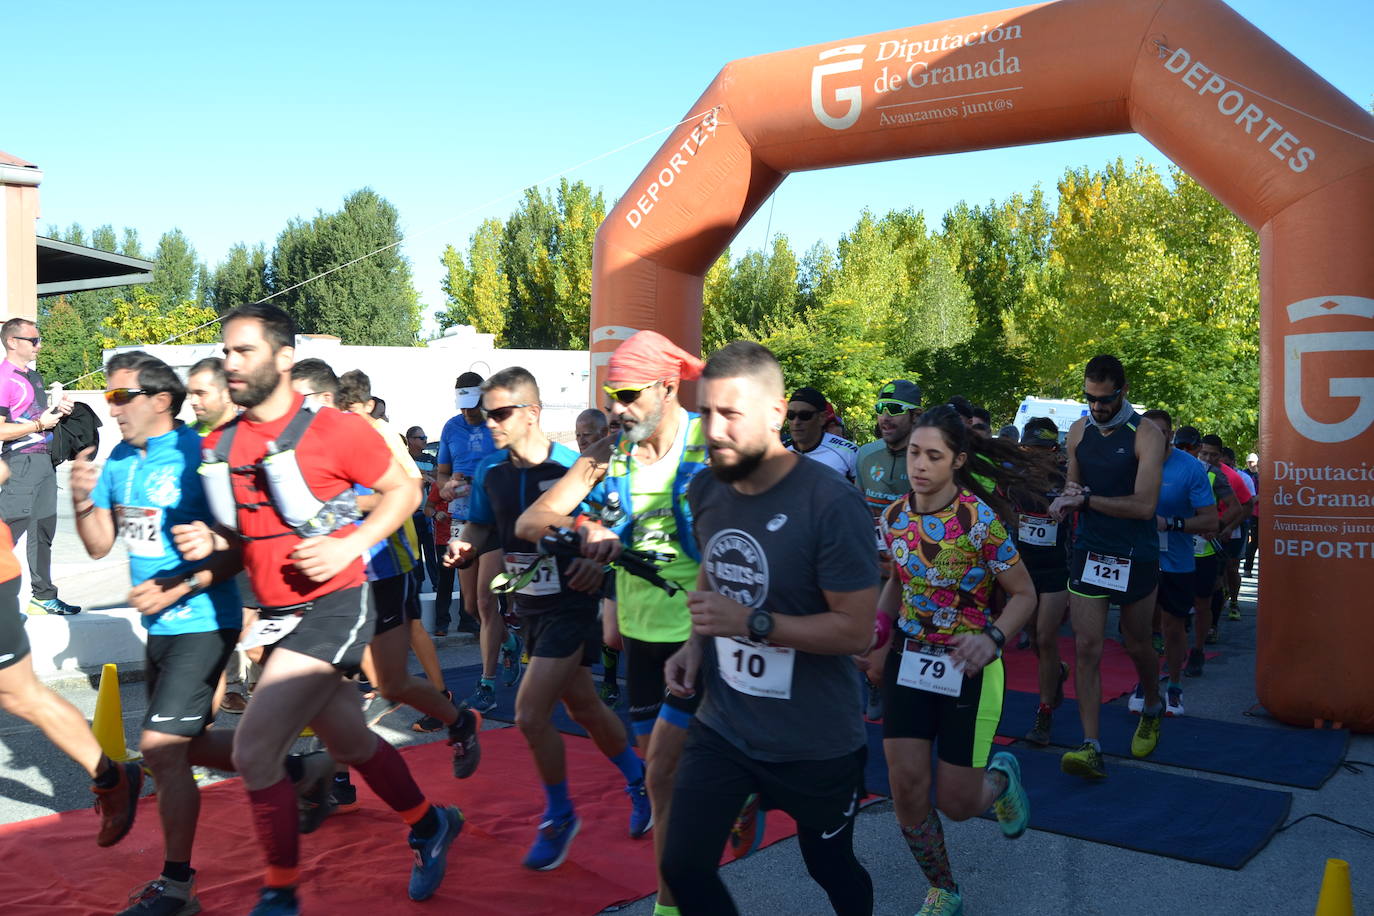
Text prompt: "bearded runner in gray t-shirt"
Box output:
[[662, 341, 880, 916]]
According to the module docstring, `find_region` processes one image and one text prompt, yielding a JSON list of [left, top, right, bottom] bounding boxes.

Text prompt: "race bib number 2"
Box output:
[[897, 641, 965, 697], [714, 637, 795, 699], [1083, 552, 1131, 592]]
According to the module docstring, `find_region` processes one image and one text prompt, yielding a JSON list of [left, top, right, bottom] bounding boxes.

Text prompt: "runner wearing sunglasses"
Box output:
[[786, 387, 858, 484], [517, 330, 707, 916]]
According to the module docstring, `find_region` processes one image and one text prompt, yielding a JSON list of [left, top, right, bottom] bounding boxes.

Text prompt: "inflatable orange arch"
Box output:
[[590, 0, 1374, 732]]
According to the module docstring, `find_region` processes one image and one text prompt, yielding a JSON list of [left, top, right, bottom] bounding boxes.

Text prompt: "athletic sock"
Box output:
[[479, 676, 496, 690], [608, 746, 645, 785], [542, 780, 574, 822], [1167, 680, 1182, 692], [1037, 702, 1052, 715], [1143, 701, 1164, 716], [1085, 738, 1102, 752], [283, 753, 305, 784], [409, 804, 441, 839], [901, 810, 956, 892], [502, 631, 519, 652], [352, 736, 426, 815], [92, 757, 120, 789], [247, 777, 300, 887], [162, 861, 193, 883], [652, 904, 680, 916]]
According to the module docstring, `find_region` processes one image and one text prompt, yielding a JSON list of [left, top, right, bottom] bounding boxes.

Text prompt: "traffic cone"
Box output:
[[91, 663, 134, 762], [1314, 858, 1353, 916]]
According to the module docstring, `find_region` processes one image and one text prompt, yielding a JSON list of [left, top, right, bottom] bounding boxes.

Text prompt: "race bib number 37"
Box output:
[[504, 553, 560, 597], [1083, 552, 1131, 592], [714, 636, 795, 699]]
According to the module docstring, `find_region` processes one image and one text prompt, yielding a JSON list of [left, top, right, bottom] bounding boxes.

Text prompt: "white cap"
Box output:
[[455, 387, 481, 409], [1246, 452, 1258, 463]]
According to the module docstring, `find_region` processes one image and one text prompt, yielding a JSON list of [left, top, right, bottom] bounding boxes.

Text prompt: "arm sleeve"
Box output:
[[815, 488, 881, 592]]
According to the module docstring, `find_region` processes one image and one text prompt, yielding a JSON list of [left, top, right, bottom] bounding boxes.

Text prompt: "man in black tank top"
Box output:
[[1049, 355, 1167, 779]]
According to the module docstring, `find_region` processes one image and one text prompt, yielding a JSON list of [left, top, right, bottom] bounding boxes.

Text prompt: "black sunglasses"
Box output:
[[104, 387, 162, 406], [1082, 389, 1123, 405], [481, 403, 531, 423], [786, 409, 818, 422], [12, 336, 40, 346]]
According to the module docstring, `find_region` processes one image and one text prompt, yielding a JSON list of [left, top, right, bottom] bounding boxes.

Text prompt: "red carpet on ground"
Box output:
[[1001, 635, 1140, 702], [0, 727, 798, 915]]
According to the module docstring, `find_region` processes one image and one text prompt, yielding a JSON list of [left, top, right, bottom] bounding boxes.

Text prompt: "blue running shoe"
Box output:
[[523, 814, 580, 871], [248, 887, 299, 916], [465, 682, 496, 714], [501, 634, 524, 688], [988, 751, 1030, 839], [626, 779, 652, 839], [408, 805, 464, 901]]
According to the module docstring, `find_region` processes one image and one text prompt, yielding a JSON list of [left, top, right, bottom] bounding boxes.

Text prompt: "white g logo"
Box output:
[[810, 45, 866, 131], [1283, 296, 1374, 443]]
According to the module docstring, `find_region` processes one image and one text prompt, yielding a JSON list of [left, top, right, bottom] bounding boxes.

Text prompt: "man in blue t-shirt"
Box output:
[[1140, 410, 1218, 718], [70, 352, 255, 915]]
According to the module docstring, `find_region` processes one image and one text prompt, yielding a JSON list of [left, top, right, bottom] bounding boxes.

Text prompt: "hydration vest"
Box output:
[[198, 405, 360, 541], [589, 412, 708, 562]]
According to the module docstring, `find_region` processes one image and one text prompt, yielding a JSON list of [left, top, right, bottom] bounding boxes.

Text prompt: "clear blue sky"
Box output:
[[8, 1, 1371, 335]]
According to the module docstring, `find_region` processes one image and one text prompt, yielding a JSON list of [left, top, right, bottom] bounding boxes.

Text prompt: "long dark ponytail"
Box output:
[[911, 405, 1055, 527]]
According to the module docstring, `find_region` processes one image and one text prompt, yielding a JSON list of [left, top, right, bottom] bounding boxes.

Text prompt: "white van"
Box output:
[[1011, 397, 1088, 445]]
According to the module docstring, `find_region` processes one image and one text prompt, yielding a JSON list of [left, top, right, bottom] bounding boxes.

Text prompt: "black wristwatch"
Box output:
[[180, 572, 202, 596], [983, 623, 1006, 656], [747, 608, 775, 642]]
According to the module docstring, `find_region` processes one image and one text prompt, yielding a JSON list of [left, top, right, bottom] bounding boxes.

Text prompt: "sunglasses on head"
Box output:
[[1082, 388, 1123, 405], [786, 409, 818, 422], [104, 387, 161, 406], [874, 400, 914, 416], [480, 403, 530, 423], [602, 380, 662, 405]]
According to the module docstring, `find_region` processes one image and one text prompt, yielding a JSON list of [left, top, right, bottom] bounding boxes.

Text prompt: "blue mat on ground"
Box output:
[[997, 690, 1348, 789], [861, 723, 1291, 870], [440, 661, 639, 742]]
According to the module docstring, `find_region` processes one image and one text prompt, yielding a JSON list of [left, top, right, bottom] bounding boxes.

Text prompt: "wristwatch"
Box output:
[[983, 623, 1006, 657], [180, 572, 202, 596], [747, 608, 774, 642]]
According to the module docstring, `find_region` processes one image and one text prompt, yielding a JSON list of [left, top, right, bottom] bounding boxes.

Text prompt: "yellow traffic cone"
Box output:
[[1314, 858, 1353, 916], [92, 663, 134, 762]]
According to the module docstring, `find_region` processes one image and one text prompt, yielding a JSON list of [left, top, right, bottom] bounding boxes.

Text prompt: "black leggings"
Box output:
[[432, 561, 455, 631], [661, 723, 872, 915]]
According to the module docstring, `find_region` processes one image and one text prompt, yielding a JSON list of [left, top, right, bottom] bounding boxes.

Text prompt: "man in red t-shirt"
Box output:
[[184, 304, 463, 912]]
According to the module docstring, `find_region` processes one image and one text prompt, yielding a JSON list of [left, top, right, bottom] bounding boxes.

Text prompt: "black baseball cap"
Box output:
[[1021, 417, 1060, 448], [1173, 425, 1202, 448]]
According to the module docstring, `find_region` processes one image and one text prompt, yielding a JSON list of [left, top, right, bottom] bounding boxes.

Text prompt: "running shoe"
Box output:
[[1184, 648, 1205, 677], [626, 778, 653, 838], [294, 750, 337, 835], [412, 690, 454, 733], [916, 885, 964, 915], [1131, 708, 1162, 758], [501, 634, 524, 687], [1165, 685, 1185, 717], [864, 680, 883, 723], [28, 596, 81, 615], [1060, 742, 1107, 780], [1025, 706, 1052, 746], [362, 691, 401, 727], [93, 760, 143, 847], [523, 813, 580, 871], [465, 682, 497, 714], [729, 793, 765, 860], [447, 708, 483, 779], [1206, 626, 1219, 645], [1152, 632, 1165, 656], [117, 874, 198, 916], [1228, 604, 1241, 621], [408, 805, 465, 900], [597, 681, 621, 707], [219, 691, 248, 713], [987, 751, 1030, 839], [247, 887, 299, 916], [1016, 630, 1031, 651], [330, 779, 358, 813], [1127, 682, 1145, 715], [1051, 661, 1069, 710]]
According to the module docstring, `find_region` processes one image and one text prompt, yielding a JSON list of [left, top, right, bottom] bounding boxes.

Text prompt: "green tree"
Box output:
[[148, 229, 198, 306], [102, 289, 220, 348], [270, 188, 421, 345], [211, 242, 270, 313], [701, 236, 800, 353], [437, 218, 507, 337], [36, 298, 101, 388]]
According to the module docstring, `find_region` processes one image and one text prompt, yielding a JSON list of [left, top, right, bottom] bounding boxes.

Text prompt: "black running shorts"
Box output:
[[1156, 570, 1193, 619], [0, 577, 30, 671], [235, 569, 260, 610], [1068, 547, 1159, 605], [263, 584, 374, 676], [143, 630, 237, 736], [1029, 567, 1069, 596], [523, 606, 600, 666], [622, 635, 700, 734], [882, 640, 1005, 769], [371, 573, 420, 637], [1192, 552, 1222, 599]]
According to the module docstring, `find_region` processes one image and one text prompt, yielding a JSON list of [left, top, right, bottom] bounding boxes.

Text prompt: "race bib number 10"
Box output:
[[714, 637, 795, 699], [1083, 552, 1131, 592]]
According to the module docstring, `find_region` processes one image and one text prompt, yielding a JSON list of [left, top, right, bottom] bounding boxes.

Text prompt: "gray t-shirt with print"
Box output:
[[689, 456, 879, 762]]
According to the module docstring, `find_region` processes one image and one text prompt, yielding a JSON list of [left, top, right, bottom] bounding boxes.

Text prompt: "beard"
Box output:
[[622, 398, 665, 444], [229, 361, 281, 408], [709, 442, 767, 483]]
